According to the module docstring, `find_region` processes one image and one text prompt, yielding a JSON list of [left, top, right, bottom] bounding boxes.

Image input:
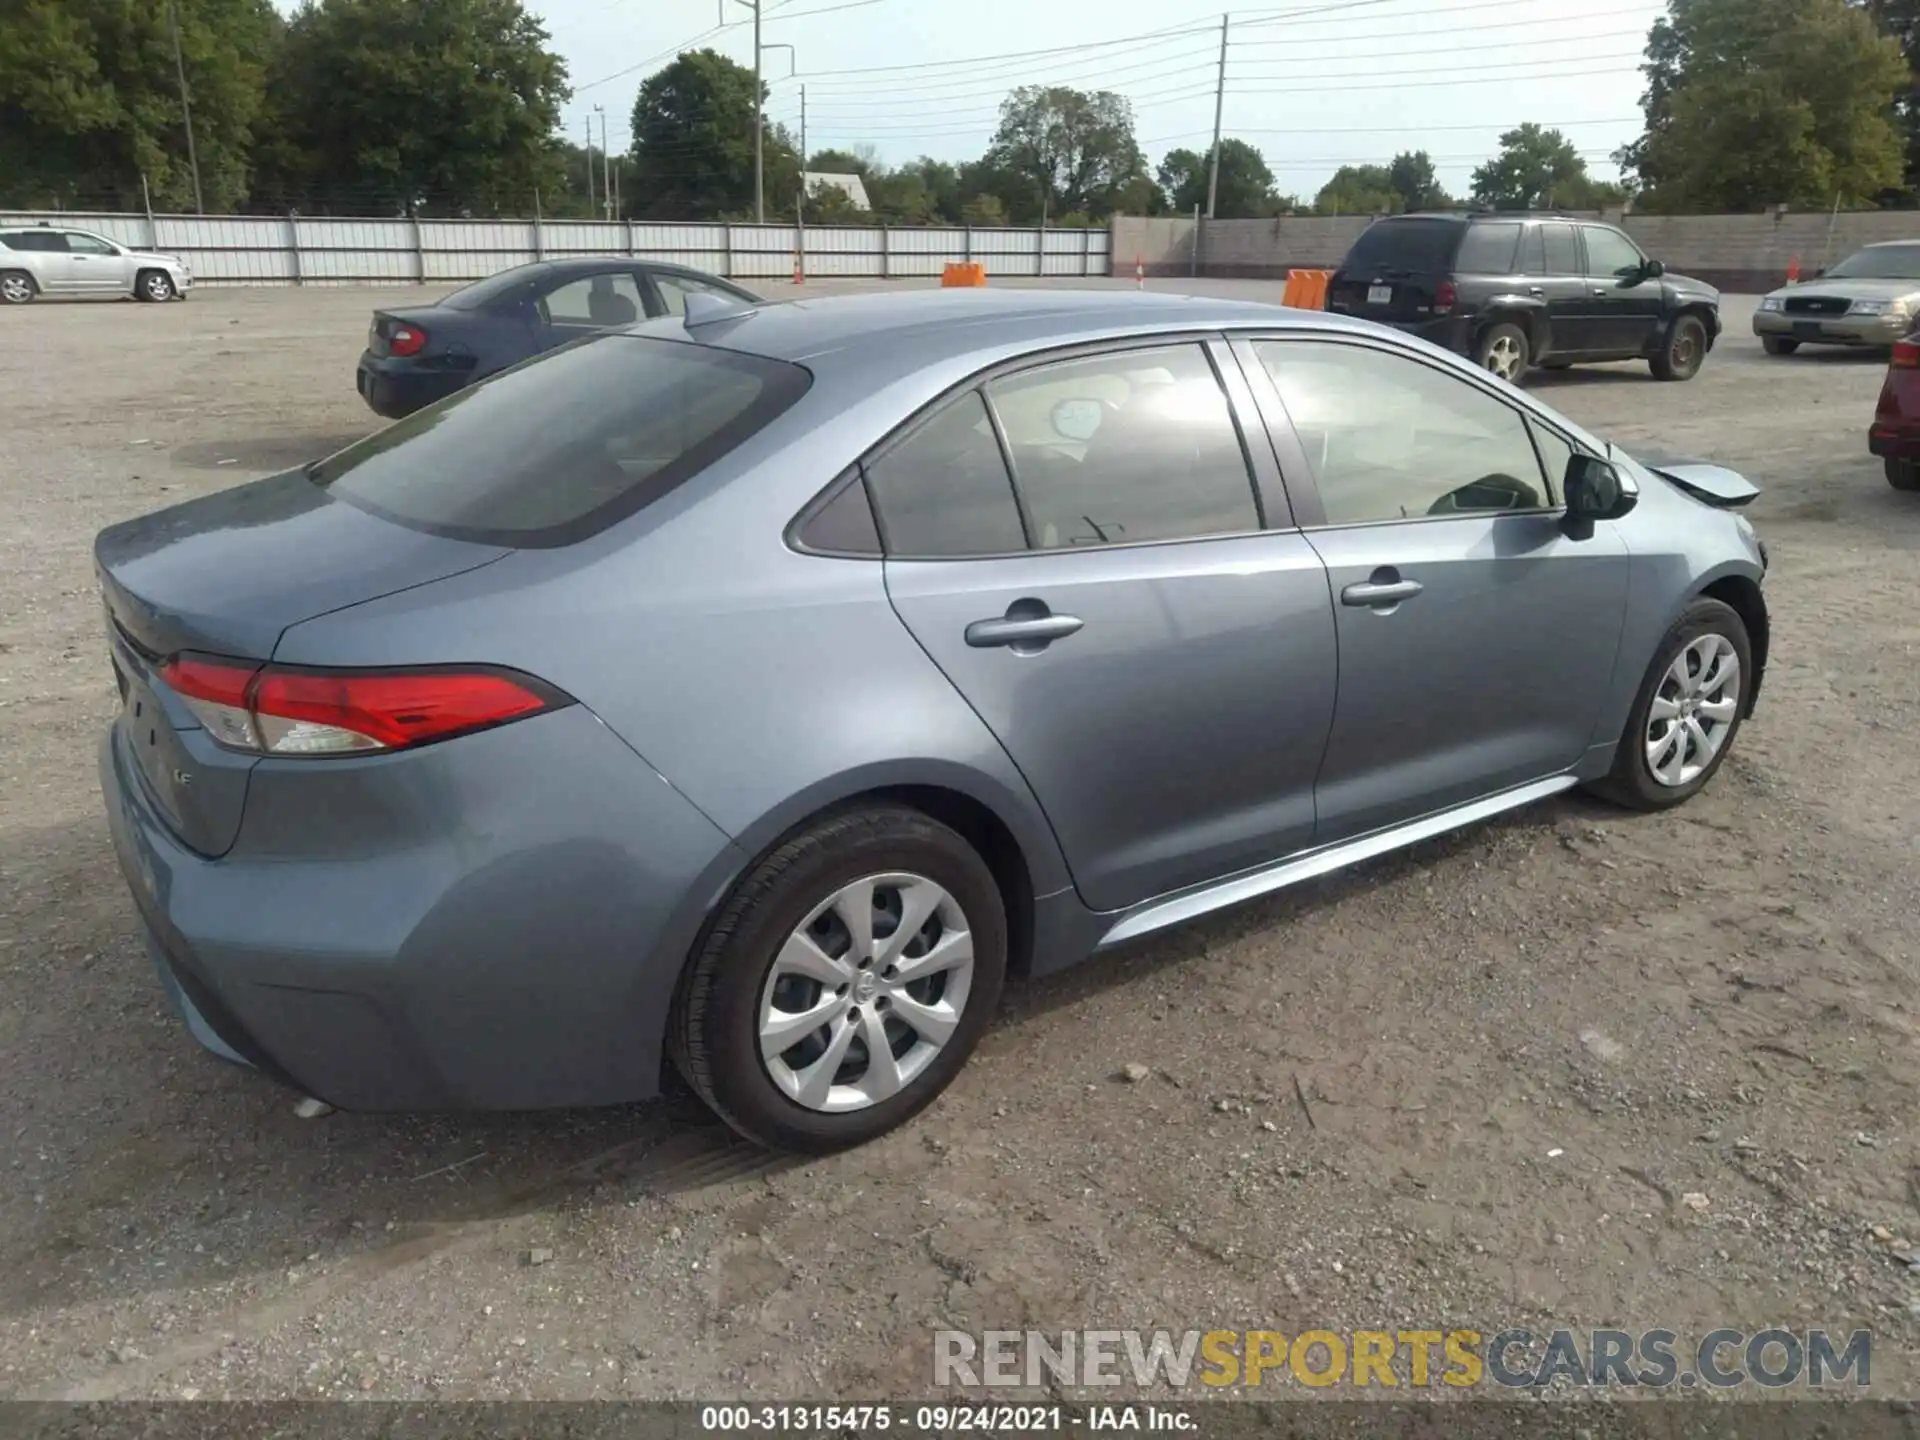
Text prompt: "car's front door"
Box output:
[[1246, 335, 1631, 845], [1577, 224, 1665, 355], [875, 338, 1338, 913], [530, 267, 646, 350], [62, 231, 131, 294]]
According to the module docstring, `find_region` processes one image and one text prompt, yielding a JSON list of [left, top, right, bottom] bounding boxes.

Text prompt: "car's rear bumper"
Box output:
[[1869, 424, 1920, 459], [1375, 314, 1473, 353], [100, 704, 743, 1111], [355, 352, 468, 419], [1754, 311, 1906, 345]]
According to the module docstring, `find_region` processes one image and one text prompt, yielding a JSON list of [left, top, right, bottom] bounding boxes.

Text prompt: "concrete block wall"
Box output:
[[1115, 209, 1920, 292]]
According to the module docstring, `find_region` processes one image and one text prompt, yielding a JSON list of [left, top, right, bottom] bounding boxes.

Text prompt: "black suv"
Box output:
[[1324, 212, 1722, 383]]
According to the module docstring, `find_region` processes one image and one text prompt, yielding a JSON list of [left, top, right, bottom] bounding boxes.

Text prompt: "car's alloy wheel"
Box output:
[[138, 270, 175, 302], [1587, 596, 1751, 811], [1475, 323, 1529, 382], [1643, 633, 1740, 787], [1652, 315, 1706, 381], [671, 804, 1007, 1152], [759, 873, 975, 1112], [0, 272, 35, 305]]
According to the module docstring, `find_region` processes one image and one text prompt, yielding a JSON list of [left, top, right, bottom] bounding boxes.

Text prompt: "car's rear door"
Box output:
[[16, 230, 80, 293], [876, 337, 1338, 913], [1242, 334, 1630, 845], [1326, 217, 1463, 325], [1525, 221, 1590, 354]]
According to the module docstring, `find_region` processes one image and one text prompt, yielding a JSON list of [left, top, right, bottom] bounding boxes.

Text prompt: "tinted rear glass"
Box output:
[[1454, 223, 1520, 274], [438, 264, 547, 311], [309, 334, 810, 546], [1341, 218, 1462, 273]]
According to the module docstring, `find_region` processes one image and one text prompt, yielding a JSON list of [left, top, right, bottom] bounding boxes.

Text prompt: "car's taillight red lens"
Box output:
[[1894, 339, 1920, 369], [388, 324, 427, 357], [1433, 281, 1457, 314], [159, 656, 566, 756]]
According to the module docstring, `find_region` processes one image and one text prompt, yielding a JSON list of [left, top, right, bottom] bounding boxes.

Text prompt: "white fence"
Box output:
[[0, 212, 1111, 286]]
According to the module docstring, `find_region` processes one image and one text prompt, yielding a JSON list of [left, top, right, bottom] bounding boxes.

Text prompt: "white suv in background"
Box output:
[[0, 224, 192, 304]]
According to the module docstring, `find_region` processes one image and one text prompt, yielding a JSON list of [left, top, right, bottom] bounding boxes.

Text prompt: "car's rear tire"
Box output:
[[1761, 336, 1799, 356], [669, 804, 1007, 1153], [1886, 458, 1920, 491], [136, 269, 175, 302], [0, 271, 36, 305], [1651, 314, 1707, 381], [1585, 597, 1751, 813], [1473, 322, 1530, 383]]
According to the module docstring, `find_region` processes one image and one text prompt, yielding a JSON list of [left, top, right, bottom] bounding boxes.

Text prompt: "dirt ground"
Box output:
[[4, 279, 1920, 1403]]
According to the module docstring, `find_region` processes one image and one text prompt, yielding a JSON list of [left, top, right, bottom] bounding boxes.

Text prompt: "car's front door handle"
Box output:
[[965, 609, 1084, 650], [1341, 579, 1423, 607], [1528, 286, 1545, 297], [1591, 286, 1610, 296]]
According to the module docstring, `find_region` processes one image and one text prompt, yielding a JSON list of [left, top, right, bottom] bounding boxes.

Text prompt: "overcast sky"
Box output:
[[540, 0, 1663, 197]]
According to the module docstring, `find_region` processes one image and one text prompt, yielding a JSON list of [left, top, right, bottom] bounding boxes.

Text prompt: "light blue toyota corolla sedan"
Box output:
[[95, 287, 1769, 1152]]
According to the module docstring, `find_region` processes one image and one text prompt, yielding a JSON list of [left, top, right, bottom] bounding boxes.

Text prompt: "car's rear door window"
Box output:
[[985, 344, 1260, 549], [863, 390, 1028, 557], [1454, 223, 1521, 275], [308, 334, 810, 546], [1541, 223, 1581, 274]]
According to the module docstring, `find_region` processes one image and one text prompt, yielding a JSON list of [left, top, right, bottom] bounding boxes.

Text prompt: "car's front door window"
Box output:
[[1582, 226, 1646, 281], [63, 233, 118, 256], [1254, 340, 1551, 524]]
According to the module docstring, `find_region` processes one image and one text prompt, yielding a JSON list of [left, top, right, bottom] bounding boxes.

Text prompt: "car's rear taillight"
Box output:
[[1894, 339, 1920, 369], [161, 654, 567, 757], [1433, 281, 1457, 315], [388, 323, 427, 357]]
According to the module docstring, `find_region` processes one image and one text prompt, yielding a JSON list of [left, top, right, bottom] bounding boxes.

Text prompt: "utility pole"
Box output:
[[721, 0, 765, 222], [595, 106, 612, 219], [800, 84, 807, 200], [167, 0, 204, 214], [1205, 11, 1227, 220], [584, 114, 594, 214]]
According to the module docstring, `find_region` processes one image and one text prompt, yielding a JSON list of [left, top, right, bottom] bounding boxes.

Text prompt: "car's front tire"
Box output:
[[1651, 314, 1707, 381], [670, 804, 1007, 1153], [0, 271, 36, 305], [1761, 336, 1799, 356], [1473, 322, 1530, 383], [136, 269, 175, 302], [1587, 597, 1751, 812]]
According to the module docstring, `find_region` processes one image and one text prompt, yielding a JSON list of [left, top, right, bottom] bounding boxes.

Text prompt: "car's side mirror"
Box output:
[[1643, 258, 1665, 278], [1562, 453, 1638, 538]]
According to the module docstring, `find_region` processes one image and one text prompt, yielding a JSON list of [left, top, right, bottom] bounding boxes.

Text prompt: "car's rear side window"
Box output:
[[864, 390, 1027, 557], [309, 334, 810, 546], [1341, 218, 1462, 274], [1454, 223, 1521, 275], [439, 265, 545, 311], [0, 230, 66, 252]]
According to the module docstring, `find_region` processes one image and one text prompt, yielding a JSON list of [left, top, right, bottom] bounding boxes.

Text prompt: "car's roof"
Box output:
[[1859, 239, 1920, 249], [641, 286, 1368, 370]]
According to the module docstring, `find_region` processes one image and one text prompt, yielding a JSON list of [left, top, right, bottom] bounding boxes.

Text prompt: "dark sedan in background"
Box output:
[[356, 257, 762, 417]]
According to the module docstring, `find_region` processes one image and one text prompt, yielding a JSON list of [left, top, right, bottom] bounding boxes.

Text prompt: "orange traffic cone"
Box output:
[[1786, 255, 1801, 285], [1135, 255, 1145, 289]]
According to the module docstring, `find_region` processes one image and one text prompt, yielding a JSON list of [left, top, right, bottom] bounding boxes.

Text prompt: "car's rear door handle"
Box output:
[[965, 608, 1083, 650], [1341, 579, 1423, 607], [1591, 286, 1610, 296], [1528, 286, 1545, 297]]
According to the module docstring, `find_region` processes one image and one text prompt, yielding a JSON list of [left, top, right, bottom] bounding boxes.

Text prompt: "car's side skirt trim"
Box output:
[[1097, 774, 1580, 947]]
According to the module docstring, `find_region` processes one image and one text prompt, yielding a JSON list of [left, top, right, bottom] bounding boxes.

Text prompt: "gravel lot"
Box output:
[[5, 280, 1920, 1402]]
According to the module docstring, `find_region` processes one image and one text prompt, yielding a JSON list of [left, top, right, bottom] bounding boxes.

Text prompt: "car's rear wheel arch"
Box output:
[[1699, 574, 1766, 717], [1482, 307, 1548, 356]]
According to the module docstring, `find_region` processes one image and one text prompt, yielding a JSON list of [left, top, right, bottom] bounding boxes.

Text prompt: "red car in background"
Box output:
[[1870, 333, 1920, 491]]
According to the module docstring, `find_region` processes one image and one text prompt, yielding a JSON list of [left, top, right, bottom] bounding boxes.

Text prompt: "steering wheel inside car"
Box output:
[[1426, 472, 1542, 515]]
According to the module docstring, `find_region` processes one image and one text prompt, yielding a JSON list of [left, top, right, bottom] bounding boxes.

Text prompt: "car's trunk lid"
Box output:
[[1327, 217, 1464, 323], [95, 470, 509, 856]]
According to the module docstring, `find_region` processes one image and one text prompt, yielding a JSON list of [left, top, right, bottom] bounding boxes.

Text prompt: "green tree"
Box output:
[[1387, 150, 1451, 211], [1314, 163, 1400, 214], [959, 192, 1009, 226], [1157, 138, 1275, 217], [1623, 0, 1907, 210], [259, 0, 568, 214], [1469, 124, 1591, 209], [1861, 0, 1920, 191], [985, 85, 1146, 219], [629, 48, 799, 219], [803, 179, 869, 223], [0, 0, 278, 211]]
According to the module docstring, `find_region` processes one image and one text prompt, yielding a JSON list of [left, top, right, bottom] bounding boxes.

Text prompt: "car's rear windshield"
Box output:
[[1824, 244, 1920, 280], [438, 264, 546, 311], [1341, 218, 1463, 274], [308, 334, 811, 546]]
